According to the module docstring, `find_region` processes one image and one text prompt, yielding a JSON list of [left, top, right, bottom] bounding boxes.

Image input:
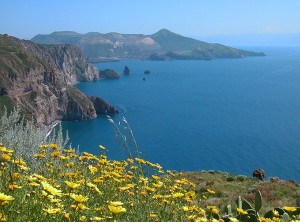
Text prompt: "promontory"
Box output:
[[0, 34, 117, 127]]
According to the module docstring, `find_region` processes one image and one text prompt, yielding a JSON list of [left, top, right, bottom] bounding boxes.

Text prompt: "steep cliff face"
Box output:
[[89, 96, 118, 115], [0, 34, 107, 126]]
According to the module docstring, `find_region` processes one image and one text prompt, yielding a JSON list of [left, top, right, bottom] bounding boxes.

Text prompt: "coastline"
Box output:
[[44, 120, 61, 139]]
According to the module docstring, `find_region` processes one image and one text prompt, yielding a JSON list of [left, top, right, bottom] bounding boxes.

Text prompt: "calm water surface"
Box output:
[[62, 46, 300, 182]]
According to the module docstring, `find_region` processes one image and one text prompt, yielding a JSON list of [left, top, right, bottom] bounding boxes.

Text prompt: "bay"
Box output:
[[62, 46, 300, 182]]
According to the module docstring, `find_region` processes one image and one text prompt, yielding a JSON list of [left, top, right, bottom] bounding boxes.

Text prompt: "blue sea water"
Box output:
[[62, 46, 300, 182]]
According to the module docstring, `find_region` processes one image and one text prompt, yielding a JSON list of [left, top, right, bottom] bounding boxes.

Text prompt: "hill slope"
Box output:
[[31, 29, 265, 61], [0, 34, 116, 126]]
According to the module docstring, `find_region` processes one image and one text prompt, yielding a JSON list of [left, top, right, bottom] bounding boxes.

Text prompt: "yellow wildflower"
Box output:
[[0, 212, 7, 221], [86, 182, 102, 194], [145, 186, 156, 192], [152, 175, 160, 180], [50, 151, 61, 158], [59, 155, 70, 160], [108, 205, 126, 214], [32, 173, 47, 181], [229, 217, 239, 222], [172, 192, 184, 198], [272, 209, 280, 217], [70, 193, 89, 203], [8, 184, 22, 190], [70, 203, 90, 211], [19, 165, 29, 171], [79, 215, 87, 221], [1, 153, 11, 162], [237, 208, 248, 215], [207, 188, 216, 194], [64, 213, 71, 221], [64, 148, 75, 153], [12, 173, 21, 180], [11, 158, 26, 166], [212, 208, 219, 215], [150, 213, 157, 218], [152, 181, 163, 188], [43, 207, 61, 214], [65, 181, 80, 189], [0, 193, 14, 203], [28, 182, 40, 187], [88, 165, 98, 174], [0, 147, 14, 153], [182, 206, 189, 212], [283, 206, 297, 212], [50, 144, 60, 150], [135, 157, 146, 164], [34, 153, 45, 158], [65, 162, 75, 168], [90, 217, 106, 221], [41, 181, 62, 197]]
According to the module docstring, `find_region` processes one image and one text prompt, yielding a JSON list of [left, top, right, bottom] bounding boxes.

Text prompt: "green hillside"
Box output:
[[150, 28, 208, 52]]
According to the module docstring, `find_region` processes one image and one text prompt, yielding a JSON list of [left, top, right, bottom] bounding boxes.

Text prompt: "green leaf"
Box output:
[[247, 214, 259, 222], [255, 190, 262, 212], [236, 197, 253, 210]]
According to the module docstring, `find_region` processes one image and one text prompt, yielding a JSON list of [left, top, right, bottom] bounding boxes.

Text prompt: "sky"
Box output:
[[0, 0, 300, 45]]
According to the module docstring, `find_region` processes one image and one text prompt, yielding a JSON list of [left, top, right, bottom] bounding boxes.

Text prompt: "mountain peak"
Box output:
[[152, 29, 179, 37], [50, 31, 81, 36]]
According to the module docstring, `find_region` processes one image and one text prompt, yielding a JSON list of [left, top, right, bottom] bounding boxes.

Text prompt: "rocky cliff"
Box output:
[[0, 34, 115, 126], [99, 69, 120, 79]]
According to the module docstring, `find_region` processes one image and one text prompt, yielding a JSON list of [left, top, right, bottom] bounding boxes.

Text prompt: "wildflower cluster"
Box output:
[[0, 143, 299, 221]]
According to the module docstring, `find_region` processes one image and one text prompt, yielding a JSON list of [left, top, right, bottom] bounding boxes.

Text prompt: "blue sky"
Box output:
[[0, 0, 300, 42]]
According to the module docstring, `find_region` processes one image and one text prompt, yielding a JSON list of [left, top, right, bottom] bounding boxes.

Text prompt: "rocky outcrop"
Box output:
[[0, 34, 112, 126], [99, 69, 120, 79], [123, 66, 130, 75], [89, 96, 118, 115], [253, 169, 265, 181]]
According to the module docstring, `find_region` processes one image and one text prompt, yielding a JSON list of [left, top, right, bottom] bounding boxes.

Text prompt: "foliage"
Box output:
[[0, 113, 299, 221], [0, 108, 69, 168], [0, 141, 299, 221]]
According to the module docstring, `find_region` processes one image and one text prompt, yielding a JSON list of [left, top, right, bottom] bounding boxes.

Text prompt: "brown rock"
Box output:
[[252, 169, 265, 181]]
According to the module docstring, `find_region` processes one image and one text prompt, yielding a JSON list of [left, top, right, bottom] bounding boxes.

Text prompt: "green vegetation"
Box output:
[[175, 171, 299, 215], [0, 34, 48, 76], [0, 112, 299, 221], [150, 29, 208, 52], [0, 96, 16, 117]]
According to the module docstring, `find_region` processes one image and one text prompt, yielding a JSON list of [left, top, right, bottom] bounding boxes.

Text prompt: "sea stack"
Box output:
[[123, 66, 130, 75]]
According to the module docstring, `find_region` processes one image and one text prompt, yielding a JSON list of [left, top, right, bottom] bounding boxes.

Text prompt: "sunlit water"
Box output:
[[62, 46, 300, 182]]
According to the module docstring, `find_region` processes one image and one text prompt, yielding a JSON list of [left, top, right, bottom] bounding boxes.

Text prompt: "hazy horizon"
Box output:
[[1, 0, 300, 46]]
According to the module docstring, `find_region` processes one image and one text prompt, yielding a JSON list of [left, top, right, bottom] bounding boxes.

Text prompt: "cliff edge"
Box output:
[[0, 34, 115, 126]]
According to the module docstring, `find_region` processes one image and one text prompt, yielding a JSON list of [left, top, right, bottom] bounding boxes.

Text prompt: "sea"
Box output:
[[62, 46, 300, 182]]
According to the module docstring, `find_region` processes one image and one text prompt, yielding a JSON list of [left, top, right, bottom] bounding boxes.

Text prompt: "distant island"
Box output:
[[31, 29, 265, 61]]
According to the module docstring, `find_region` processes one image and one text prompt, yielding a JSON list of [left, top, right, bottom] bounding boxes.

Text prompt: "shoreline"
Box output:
[[44, 120, 61, 139]]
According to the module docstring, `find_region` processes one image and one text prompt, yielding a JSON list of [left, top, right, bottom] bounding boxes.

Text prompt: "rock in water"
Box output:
[[144, 70, 150, 74], [99, 69, 120, 79], [123, 66, 130, 75]]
